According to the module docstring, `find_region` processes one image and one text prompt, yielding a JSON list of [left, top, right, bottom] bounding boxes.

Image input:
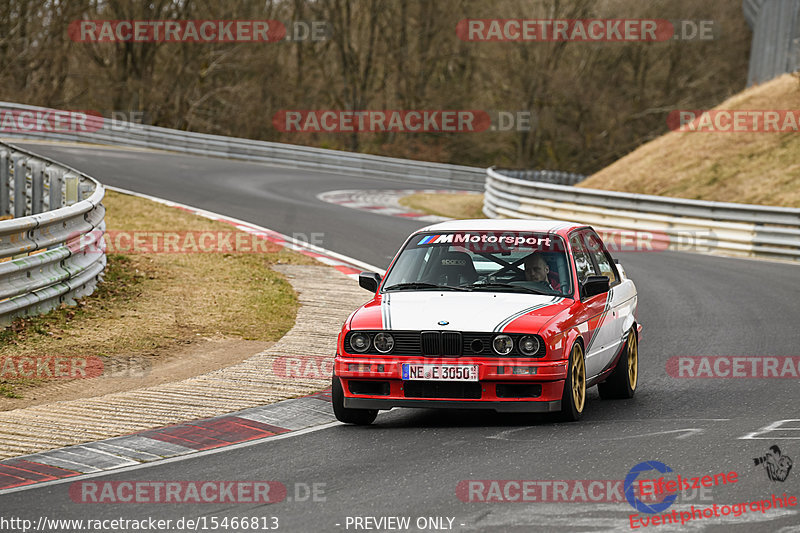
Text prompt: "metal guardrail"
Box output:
[[0, 102, 491, 191], [0, 141, 106, 326], [491, 169, 586, 186], [484, 167, 800, 262], [0, 102, 590, 192]]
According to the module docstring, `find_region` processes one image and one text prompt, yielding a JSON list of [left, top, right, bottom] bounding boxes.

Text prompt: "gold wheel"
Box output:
[[571, 343, 586, 413], [627, 332, 638, 391]]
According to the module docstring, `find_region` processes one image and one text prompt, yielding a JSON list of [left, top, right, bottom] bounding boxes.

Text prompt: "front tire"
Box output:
[[332, 375, 378, 425], [558, 342, 586, 421], [598, 329, 638, 400]]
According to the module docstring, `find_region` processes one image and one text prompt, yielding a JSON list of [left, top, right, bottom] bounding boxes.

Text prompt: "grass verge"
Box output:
[[0, 190, 317, 399], [398, 192, 485, 219]]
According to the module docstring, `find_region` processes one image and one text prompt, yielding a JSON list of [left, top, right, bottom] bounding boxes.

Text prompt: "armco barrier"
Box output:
[[491, 169, 585, 186], [485, 167, 800, 262], [0, 103, 587, 191], [0, 103, 489, 190], [0, 141, 106, 326]]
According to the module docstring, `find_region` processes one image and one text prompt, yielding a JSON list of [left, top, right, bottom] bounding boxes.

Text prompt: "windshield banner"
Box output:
[[415, 232, 564, 253]]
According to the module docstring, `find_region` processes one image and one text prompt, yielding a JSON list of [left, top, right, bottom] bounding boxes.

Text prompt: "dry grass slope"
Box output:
[[578, 74, 800, 207]]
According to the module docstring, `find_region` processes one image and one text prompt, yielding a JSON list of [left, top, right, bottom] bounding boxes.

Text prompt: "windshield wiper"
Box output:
[[383, 282, 469, 292], [467, 282, 551, 295]]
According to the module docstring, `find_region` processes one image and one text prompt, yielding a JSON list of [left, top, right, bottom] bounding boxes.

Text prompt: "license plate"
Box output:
[[401, 364, 478, 381]]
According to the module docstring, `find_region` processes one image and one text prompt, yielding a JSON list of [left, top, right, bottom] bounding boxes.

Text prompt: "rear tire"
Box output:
[[332, 375, 378, 425], [558, 342, 586, 422], [598, 329, 638, 400]]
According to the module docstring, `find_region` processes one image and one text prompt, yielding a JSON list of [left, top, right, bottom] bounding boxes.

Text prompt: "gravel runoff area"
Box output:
[[0, 265, 369, 460]]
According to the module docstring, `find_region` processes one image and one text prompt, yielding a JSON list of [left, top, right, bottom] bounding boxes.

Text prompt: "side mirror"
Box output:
[[359, 272, 382, 293], [582, 275, 610, 298]]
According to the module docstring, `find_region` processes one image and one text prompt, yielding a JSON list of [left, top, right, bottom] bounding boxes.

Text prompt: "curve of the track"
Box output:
[[2, 142, 800, 532]]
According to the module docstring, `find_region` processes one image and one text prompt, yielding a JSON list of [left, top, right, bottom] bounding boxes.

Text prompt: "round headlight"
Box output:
[[349, 332, 371, 353], [373, 332, 394, 354], [492, 334, 514, 355], [519, 335, 541, 356]]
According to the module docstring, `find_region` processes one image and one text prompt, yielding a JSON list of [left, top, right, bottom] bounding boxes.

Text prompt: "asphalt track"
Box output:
[[1, 142, 799, 532]]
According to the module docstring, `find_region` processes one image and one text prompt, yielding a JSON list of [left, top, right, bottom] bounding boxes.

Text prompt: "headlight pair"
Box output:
[[492, 334, 540, 356], [349, 332, 394, 354]]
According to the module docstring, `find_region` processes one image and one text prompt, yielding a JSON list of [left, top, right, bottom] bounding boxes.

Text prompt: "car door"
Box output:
[[570, 230, 619, 380], [583, 229, 637, 371]]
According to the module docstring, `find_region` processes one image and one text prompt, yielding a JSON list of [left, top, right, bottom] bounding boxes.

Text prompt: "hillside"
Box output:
[[578, 74, 800, 207]]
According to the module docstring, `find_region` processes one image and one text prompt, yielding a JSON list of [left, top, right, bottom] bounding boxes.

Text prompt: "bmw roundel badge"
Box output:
[[438, 320, 449, 326]]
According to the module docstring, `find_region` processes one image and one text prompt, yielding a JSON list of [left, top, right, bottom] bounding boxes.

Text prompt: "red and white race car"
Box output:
[[332, 219, 640, 424]]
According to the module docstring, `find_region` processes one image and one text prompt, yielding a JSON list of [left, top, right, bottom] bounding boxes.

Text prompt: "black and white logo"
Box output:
[[753, 445, 793, 482]]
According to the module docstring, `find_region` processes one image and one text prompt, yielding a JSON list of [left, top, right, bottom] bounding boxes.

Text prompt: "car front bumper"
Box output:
[[334, 356, 568, 413]]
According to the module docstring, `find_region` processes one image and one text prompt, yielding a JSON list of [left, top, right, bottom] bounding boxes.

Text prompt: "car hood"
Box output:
[[350, 291, 568, 333]]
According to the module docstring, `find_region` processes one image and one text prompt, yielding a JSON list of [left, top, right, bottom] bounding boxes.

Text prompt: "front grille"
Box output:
[[420, 331, 462, 356], [344, 331, 545, 357], [442, 332, 462, 356], [404, 381, 482, 399], [421, 332, 440, 356]]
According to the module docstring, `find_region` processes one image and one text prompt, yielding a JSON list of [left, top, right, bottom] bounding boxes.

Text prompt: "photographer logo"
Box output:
[[753, 445, 793, 482]]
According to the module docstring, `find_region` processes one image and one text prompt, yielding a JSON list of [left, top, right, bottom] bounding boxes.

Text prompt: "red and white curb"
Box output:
[[318, 189, 475, 222], [0, 390, 334, 492]]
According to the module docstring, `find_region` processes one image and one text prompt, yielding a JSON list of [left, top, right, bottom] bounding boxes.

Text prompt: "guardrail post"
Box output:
[[47, 167, 63, 210], [64, 173, 79, 206], [0, 150, 8, 218], [31, 161, 44, 214], [12, 154, 27, 218]]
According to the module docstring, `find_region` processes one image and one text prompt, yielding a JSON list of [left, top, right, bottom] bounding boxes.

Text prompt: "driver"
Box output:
[[524, 252, 559, 290]]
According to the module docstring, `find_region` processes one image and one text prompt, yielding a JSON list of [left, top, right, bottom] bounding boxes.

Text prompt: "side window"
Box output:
[[584, 231, 617, 284], [570, 235, 597, 284]]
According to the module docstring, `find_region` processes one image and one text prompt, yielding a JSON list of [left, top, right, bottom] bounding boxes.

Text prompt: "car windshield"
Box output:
[[382, 231, 572, 297]]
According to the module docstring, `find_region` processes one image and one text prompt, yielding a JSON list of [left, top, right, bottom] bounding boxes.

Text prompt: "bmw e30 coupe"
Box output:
[[332, 219, 640, 424]]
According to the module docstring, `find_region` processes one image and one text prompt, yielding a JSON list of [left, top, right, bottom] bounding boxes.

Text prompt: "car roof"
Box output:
[[416, 218, 586, 236]]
